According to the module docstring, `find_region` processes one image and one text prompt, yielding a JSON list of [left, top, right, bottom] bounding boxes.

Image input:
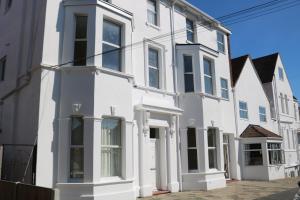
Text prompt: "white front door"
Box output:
[[149, 128, 160, 191]]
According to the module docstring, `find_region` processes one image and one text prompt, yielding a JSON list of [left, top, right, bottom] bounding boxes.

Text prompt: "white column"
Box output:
[[139, 111, 152, 197], [83, 117, 95, 182], [166, 116, 179, 192], [159, 128, 168, 191], [218, 130, 224, 171], [93, 118, 102, 182], [180, 128, 188, 173]]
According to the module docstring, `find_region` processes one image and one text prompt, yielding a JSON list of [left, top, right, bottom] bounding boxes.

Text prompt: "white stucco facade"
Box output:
[[0, 0, 299, 200]]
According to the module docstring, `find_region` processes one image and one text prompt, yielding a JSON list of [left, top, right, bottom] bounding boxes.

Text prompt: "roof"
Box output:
[[252, 53, 279, 83], [240, 124, 282, 138], [231, 55, 249, 86]]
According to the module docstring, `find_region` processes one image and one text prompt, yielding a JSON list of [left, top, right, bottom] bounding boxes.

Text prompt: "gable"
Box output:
[[253, 53, 278, 83]]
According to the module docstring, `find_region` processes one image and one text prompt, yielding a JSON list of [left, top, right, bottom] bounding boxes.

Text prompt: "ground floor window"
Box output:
[[70, 116, 84, 179], [268, 143, 284, 165], [244, 143, 263, 166], [208, 129, 218, 169], [187, 128, 198, 171], [101, 118, 122, 177]]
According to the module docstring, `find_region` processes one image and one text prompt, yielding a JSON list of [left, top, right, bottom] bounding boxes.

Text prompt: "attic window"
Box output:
[[278, 67, 284, 81]]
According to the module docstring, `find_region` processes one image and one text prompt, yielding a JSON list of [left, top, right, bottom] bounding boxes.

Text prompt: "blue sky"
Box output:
[[188, 0, 300, 99]]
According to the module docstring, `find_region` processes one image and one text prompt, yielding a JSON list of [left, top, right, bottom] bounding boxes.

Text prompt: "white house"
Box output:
[[231, 55, 285, 181], [0, 0, 300, 200]]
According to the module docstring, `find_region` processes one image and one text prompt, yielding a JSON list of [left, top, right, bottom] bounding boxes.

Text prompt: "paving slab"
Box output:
[[141, 178, 300, 200]]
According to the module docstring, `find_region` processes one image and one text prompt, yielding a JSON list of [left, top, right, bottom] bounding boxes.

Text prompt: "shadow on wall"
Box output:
[[254, 188, 298, 200]]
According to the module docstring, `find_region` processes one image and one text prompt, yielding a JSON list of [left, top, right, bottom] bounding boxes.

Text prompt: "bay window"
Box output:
[[208, 129, 217, 169], [101, 118, 122, 177], [244, 143, 263, 166], [73, 15, 88, 66], [268, 143, 284, 165], [187, 128, 198, 171], [102, 20, 122, 71], [148, 48, 160, 88], [183, 55, 194, 92], [70, 116, 84, 179], [204, 58, 214, 95]]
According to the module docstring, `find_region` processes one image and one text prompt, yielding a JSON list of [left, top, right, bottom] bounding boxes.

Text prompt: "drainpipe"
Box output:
[[170, 0, 183, 192]]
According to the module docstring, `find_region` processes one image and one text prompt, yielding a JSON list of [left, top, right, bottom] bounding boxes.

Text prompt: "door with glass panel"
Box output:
[[223, 135, 230, 179], [149, 128, 160, 191]]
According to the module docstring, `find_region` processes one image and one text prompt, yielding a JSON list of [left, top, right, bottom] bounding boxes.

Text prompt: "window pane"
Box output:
[[71, 117, 83, 145], [102, 43, 121, 71], [70, 148, 84, 179], [186, 19, 193, 30], [147, 0, 156, 12], [149, 48, 159, 67], [268, 143, 281, 149], [245, 151, 263, 166], [184, 56, 193, 73], [0, 57, 6, 81], [74, 41, 87, 66], [208, 149, 217, 169], [101, 118, 121, 146], [103, 20, 121, 46], [187, 128, 196, 147], [75, 16, 87, 39], [204, 59, 212, 76], [218, 43, 225, 53], [147, 0, 157, 25], [208, 129, 216, 147], [150, 128, 159, 139], [205, 76, 213, 95], [245, 143, 261, 150], [101, 147, 121, 177], [147, 11, 157, 25], [188, 149, 198, 170], [217, 32, 224, 43], [149, 67, 159, 88], [184, 74, 194, 92]]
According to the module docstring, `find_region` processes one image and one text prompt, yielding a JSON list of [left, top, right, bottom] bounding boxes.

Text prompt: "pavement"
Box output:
[[141, 177, 300, 200]]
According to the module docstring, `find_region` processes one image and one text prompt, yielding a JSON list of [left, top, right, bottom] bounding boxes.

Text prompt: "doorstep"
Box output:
[[153, 190, 170, 195]]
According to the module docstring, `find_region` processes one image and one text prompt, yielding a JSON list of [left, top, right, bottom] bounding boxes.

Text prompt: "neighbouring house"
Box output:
[[0, 1, 299, 200]]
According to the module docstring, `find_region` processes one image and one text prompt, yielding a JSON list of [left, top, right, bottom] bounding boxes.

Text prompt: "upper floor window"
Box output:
[[148, 48, 160, 88], [280, 93, 285, 114], [278, 67, 284, 81], [204, 58, 214, 95], [244, 143, 263, 166], [285, 94, 289, 114], [102, 20, 122, 71], [239, 101, 248, 119], [208, 129, 218, 169], [183, 55, 194, 92], [0, 56, 6, 81], [186, 19, 194, 43], [70, 116, 84, 180], [187, 128, 198, 171], [147, 0, 158, 26], [101, 118, 122, 177], [259, 106, 267, 122], [217, 32, 225, 53], [220, 78, 229, 99], [73, 16, 88, 66]]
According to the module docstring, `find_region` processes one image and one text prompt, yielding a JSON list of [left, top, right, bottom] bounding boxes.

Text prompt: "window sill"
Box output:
[[146, 22, 161, 31], [199, 92, 221, 101], [240, 118, 249, 122], [134, 84, 176, 96], [96, 66, 134, 80], [57, 178, 134, 187]]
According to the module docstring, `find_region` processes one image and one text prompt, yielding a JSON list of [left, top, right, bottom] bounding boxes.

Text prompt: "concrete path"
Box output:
[[141, 178, 300, 200]]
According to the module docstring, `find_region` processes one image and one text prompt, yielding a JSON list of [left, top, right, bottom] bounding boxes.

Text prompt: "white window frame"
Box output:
[[147, 0, 160, 27], [220, 78, 229, 100], [203, 57, 215, 95], [102, 19, 123, 72], [101, 117, 123, 178], [267, 143, 284, 165], [217, 31, 225, 53], [69, 116, 84, 181], [259, 106, 267, 122], [183, 55, 194, 93], [278, 67, 284, 81], [207, 129, 218, 169], [144, 41, 165, 90], [244, 143, 263, 166], [239, 101, 249, 120], [187, 128, 198, 172], [186, 18, 195, 43]]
